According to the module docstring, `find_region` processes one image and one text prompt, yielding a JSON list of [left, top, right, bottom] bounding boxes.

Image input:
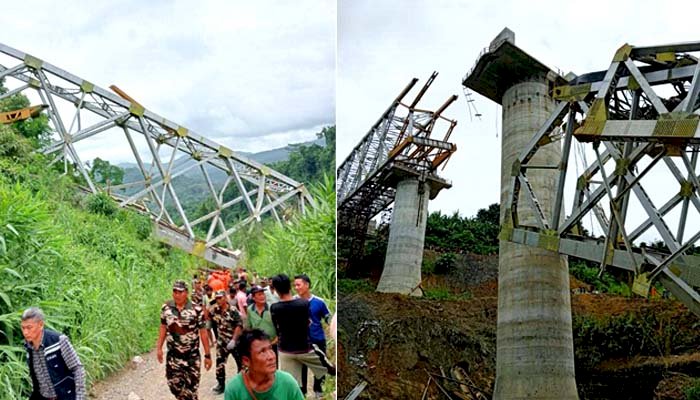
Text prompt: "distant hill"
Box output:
[[115, 137, 327, 212], [117, 136, 325, 172]]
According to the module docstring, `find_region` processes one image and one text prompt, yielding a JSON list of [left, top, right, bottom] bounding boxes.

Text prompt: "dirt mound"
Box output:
[[339, 276, 700, 399], [338, 292, 496, 399]]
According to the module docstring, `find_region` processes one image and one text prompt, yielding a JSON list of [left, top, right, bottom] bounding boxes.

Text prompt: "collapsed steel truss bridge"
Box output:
[[0, 43, 312, 267], [337, 72, 457, 262], [488, 41, 700, 315]]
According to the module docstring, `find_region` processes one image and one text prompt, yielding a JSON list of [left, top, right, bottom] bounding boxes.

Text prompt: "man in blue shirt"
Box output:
[[293, 274, 330, 399]]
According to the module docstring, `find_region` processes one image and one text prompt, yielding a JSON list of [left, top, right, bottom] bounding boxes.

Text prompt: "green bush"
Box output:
[[245, 174, 336, 302], [434, 252, 457, 275], [570, 260, 632, 296], [85, 192, 118, 216], [338, 279, 375, 294], [685, 380, 700, 400], [0, 159, 196, 399]]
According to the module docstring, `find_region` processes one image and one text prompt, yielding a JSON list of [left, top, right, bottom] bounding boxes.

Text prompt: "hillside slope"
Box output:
[[0, 128, 197, 399]]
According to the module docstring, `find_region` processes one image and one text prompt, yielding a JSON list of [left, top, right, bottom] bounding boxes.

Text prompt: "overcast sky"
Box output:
[[0, 0, 335, 162], [338, 0, 700, 224]]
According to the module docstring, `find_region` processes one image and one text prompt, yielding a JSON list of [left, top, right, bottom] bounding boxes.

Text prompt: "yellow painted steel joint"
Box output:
[[680, 180, 694, 198], [614, 158, 630, 176], [552, 83, 591, 102], [510, 159, 521, 177], [192, 241, 206, 257], [575, 98, 607, 138], [129, 103, 145, 117], [28, 78, 41, 89], [176, 126, 188, 137], [218, 146, 233, 158], [627, 76, 640, 91], [632, 272, 651, 297], [80, 81, 94, 93], [538, 229, 560, 252], [612, 43, 633, 62], [653, 112, 699, 138], [498, 209, 514, 241], [24, 54, 43, 70], [655, 52, 676, 63]]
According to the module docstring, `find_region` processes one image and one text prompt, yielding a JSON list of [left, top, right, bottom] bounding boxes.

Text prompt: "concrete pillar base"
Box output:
[[376, 177, 430, 295]]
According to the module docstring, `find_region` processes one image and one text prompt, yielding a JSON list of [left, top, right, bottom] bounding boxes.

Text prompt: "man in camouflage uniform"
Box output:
[[210, 289, 243, 394], [157, 279, 212, 400]]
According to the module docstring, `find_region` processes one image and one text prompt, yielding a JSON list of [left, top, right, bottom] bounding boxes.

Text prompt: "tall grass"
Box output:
[[246, 174, 336, 302], [0, 132, 196, 399]]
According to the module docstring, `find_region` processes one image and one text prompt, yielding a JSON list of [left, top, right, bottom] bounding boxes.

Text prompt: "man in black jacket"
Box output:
[[21, 307, 86, 400]]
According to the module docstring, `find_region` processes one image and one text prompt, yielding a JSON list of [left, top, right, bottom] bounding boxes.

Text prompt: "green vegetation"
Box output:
[[424, 203, 500, 255], [573, 309, 699, 370], [0, 91, 197, 398], [270, 126, 335, 184], [570, 260, 632, 296], [244, 174, 336, 302], [685, 380, 700, 400], [338, 279, 375, 295]]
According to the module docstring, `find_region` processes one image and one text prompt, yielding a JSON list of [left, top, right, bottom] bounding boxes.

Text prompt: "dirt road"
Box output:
[[89, 347, 238, 400]]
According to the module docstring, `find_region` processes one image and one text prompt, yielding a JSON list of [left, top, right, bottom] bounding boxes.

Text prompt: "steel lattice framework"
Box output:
[[0, 43, 312, 267], [337, 72, 457, 262], [493, 41, 700, 315]]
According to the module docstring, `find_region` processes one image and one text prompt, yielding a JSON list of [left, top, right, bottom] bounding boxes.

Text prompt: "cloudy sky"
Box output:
[[0, 0, 335, 162], [338, 0, 700, 223]]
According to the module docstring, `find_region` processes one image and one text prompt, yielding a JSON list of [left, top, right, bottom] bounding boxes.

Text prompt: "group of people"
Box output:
[[19, 268, 335, 400], [159, 268, 336, 400]]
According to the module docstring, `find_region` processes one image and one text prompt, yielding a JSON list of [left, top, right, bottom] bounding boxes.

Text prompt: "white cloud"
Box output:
[[0, 0, 335, 162], [338, 0, 700, 236]]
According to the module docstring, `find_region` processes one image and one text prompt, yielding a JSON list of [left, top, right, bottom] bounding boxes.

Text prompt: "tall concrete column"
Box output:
[[376, 176, 430, 295], [463, 29, 578, 399], [494, 80, 577, 399]]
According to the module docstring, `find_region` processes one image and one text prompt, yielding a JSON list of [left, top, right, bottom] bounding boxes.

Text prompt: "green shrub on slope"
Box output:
[[0, 132, 195, 399]]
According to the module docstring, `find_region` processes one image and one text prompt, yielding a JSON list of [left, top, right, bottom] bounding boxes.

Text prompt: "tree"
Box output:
[[88, 158, 124, 186]]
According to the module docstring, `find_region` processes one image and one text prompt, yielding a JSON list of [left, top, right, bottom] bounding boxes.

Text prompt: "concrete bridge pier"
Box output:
[[464, 28, 579, 399], [376, 167, 450, 295]]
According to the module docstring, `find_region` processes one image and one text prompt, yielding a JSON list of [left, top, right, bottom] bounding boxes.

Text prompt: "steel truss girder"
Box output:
[[501, 41, 700, 316], [0, 42, 313, 266], [337, 72, 458, 262]]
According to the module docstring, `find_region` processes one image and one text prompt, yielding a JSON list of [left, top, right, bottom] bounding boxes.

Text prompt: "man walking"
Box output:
[[157, 279, 212, 400], [270, 274, 335, 395], [224, 329, 303, 400], [294, 274, 331, 398], [21, 307, 86, 400], [210, 290, 243, 394]]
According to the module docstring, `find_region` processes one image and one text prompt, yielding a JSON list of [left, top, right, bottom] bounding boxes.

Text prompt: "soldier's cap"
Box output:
[[250, 285, 265, 294], [214, 289, 226, 298], [173, 280, 188, 291]]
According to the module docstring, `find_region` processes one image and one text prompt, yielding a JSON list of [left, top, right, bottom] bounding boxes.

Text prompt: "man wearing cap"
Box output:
[[157, 279, 212, 400], [210, 289, 243, 394], [246, 286, 278, 358]]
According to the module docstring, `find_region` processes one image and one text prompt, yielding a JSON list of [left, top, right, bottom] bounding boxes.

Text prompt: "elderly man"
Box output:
[[156, 279, 212, 400], [224, 329, 303, 400], [21, 307, 86, 400]]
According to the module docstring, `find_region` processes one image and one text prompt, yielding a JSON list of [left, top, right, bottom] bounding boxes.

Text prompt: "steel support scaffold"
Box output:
[[337, 72, 458, 266]]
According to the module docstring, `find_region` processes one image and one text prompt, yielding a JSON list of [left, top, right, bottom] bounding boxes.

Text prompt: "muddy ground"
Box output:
[[339, 254, 700, 399]]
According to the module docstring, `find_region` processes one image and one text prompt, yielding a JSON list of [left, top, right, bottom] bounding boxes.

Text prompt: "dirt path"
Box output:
[[89, 346, 238, 400]]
